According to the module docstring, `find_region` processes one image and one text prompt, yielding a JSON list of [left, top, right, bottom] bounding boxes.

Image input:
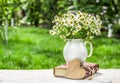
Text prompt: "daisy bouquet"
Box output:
[[50, 11, 102, 41]]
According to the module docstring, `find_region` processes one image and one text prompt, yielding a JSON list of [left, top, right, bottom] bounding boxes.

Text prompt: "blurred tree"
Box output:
[[0, 0, 26, 43], [27, 0, 41, 27], [0, 0, 15, 43]]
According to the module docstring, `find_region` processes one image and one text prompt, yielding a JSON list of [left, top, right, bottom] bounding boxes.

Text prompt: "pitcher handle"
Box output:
[[85, 41, 93, 57]]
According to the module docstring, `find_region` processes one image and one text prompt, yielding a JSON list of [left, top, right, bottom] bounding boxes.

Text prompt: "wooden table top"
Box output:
[[0, 69, 119, 83]]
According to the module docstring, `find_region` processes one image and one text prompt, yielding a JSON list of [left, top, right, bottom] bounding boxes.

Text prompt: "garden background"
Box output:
[[0, 0, 120, 69]]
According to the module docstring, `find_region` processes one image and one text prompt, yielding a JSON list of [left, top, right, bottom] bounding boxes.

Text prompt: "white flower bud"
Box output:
[[49, 30, 56, 35], [60, 35, 65, 39]]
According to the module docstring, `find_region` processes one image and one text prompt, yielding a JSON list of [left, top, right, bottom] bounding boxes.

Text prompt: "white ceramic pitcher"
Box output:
[[63, 39, 93, 63]]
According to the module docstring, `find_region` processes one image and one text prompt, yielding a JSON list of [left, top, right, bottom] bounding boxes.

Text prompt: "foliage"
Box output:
[[0, 0, 120, 29], [0, 26, 120, 69], [0, 0, 28, 25], [0, 0, 28, 43], [27, 0, 41, 27], [50, 11, 102, 41], [0, 0, 16, 21], [113, 23, 120, 35], [26, 0, 70, 27], [0, 26, 4, 42]]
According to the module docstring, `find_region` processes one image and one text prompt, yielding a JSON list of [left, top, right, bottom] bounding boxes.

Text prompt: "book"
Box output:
[[53, 59, 99, 79]]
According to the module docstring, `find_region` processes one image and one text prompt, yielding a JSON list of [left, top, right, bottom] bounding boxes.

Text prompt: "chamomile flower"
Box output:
[[49, 30, 56, 35], [76, 11, 83, 17], [96, 20, 102, 25], [69, 20, 74, 27], [90, 28, 95, 34], [95, 29, 101, 35], [90, 16, 96, 22]]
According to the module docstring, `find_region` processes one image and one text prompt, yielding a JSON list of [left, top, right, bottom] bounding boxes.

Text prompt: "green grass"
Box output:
[[0, 26, 120, 69]]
